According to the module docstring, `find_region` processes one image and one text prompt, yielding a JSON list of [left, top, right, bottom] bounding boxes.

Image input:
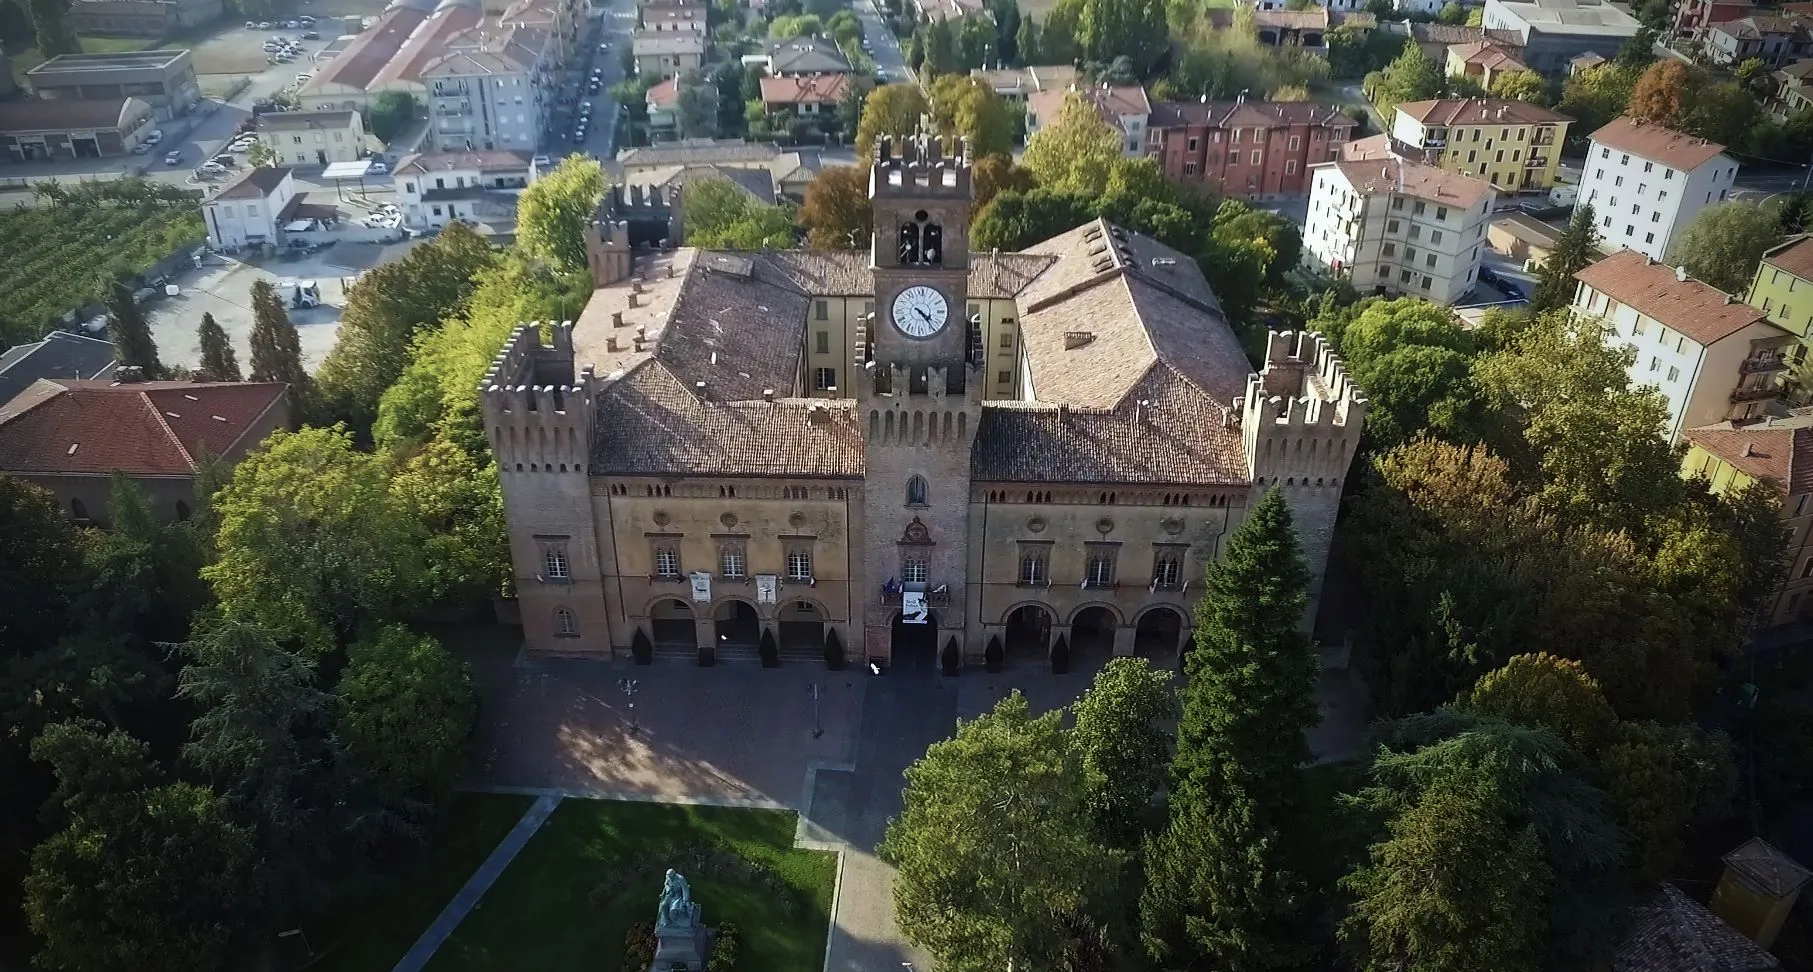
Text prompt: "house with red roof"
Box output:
[[0, 376, 290, 525], [1574, 249, 1795, 443]]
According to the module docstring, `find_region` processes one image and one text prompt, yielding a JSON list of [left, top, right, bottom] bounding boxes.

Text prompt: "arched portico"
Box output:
[[777, 598, 827, 653], [1134, 605, 1188, 671], [891, 609, 939, 672], [1003, 603, 1053, 661], [650, 598, 696, 649], [713, 598, 760, 651], [1068, 604, 1120, 659]]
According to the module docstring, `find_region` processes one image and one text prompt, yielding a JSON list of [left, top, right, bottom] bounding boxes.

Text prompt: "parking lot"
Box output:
[[144, 236, 422, 374]]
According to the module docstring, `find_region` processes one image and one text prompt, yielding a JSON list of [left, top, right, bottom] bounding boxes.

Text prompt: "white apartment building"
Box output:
[[1573, 249, 1793, 442], [1576, 116, 1738, 262], [419, 25, 552, 153], [1303, 146, 1495, 304], [394, 149, 533, 229], [258, 109, 367, 166], [202, 166, 297, 250]]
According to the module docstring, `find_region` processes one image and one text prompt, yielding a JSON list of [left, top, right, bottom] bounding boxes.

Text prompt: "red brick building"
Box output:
[[1145, 98, 1356, 199]]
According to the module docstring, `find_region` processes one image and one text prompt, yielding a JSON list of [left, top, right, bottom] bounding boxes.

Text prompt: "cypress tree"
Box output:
[[1140, 488, 1322, 972], [247, 280, 310, 394], [105, 281, 162, 379], [1530, 203, 1600, 314], [195, 312, 242, 382]]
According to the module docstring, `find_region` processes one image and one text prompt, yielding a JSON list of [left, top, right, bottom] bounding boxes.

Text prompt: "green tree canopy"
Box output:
[[927, 74, 1016, 158], [195, 312, 241, 383], [799, 165, 874, 249], [1530, 204, 1600, 313], [247, 279, 310, 397], [0, 475, 86, 659], [515, 155, 609, 273], [1022, 93, 1124, 196], [855, 83, 932, 160], [365, 91, 417, 143], [105, 280, 161, 379], [1456, 653, 1618, 753], [1141, 489, 1322, 971], [1666, 201, 1783, 294], [883, 692, 1114, 972], [1070, 656, 1176, 849], [204, 425, 428, 653], [336, 624, 476, 799], [1489, 69, 1549, 104]]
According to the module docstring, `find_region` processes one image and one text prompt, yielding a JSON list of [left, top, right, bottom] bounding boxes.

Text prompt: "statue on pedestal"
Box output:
[[650, 868, 710, 971]]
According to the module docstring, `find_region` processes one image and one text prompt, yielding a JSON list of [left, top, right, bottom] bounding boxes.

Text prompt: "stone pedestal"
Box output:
[[649, 903, 711, 972]]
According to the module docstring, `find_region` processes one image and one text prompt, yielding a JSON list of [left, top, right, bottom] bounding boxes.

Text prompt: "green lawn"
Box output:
[[302, 793, 536, 972], [423, 801, 837, 972], [8, 36, 157, 84]]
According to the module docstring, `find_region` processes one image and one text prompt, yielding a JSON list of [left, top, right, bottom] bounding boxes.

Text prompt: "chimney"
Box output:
[[628, 292, 639, 308], [807, 404, 829, 425], [607, 336, 620, 352], [1744, 442, 1757, 457], [115, 365, 145, 384], [763, 388, 775, 401], [695, 380, 707, 394], [612, 310, 624, 327], [1676, 266, 1689, 282]]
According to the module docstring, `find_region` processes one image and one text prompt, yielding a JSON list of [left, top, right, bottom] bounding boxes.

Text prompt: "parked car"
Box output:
[[245, 19, 256, 28], [143, 129, 164, 145], [131, 143, 152, 154], [301, 29, 319, 38], [531, 154, 551, 168], [369, 161, 388, 174], [164, 150, 184, 165], [199, 161, 227, 174], [1477, 265, 1500, 286], [257, 20, 272, 28], [212, 154, 236, 165]]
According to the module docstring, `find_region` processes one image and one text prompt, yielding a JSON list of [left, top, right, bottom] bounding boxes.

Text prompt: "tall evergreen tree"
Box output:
[[1530, 204, 1600, 314], [247, 280, 310, 394], [1140, 488, 1322, 972], [105, 281, 162, 379], [195, 312, 242, 382]]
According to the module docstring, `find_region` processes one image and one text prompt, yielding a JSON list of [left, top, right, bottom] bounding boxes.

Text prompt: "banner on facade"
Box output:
[[902, 590, 929, 624], [755, 575, 778, 603], [689, 571, 712, 602]]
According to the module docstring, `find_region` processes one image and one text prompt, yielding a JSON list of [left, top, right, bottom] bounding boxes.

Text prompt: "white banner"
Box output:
[[901, 590, 929, 623], [755, 574, 778, 604], [689, 571, 712, 602]]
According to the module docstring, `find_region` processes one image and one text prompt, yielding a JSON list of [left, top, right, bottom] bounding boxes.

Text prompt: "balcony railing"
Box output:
[[1742, 352, 1791, 373], [1731, 383, 1782, 403], [879, 587, 951, 606], [1525, 155, 1549, 168]]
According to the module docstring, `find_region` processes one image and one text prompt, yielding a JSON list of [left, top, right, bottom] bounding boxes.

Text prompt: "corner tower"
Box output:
[[481, 322, 606, 656], [1242, 330, 1368, 626], [857, 132, 982, 669]]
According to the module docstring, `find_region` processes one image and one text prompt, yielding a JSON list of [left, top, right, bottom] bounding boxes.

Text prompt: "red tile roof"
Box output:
[[1396, 97, 1573, 125], [758, 72, 850, 105], [1576, 249, 1772, 346], [1148, 98, 1354, 130], [1588, 117, 1727, 171], [0, 379, 288, 477], [1761, 235, 1813, 281], [1684, 423, 1813, 496], [646, 76, 680, 108]]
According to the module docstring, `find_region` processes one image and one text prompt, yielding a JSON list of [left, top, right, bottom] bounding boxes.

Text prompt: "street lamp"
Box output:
[[618, 677, 640, 735], [809, 682, 823, 739]]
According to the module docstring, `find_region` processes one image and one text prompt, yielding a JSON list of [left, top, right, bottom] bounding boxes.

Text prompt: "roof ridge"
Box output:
[[139, 389, 197, 471]]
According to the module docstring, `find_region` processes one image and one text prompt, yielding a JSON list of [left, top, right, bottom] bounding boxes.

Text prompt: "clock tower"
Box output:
[[855, 132, 982, 670]]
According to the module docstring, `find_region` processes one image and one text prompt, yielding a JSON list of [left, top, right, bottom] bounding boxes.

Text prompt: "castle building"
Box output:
[[482, 134, 1367, 668]]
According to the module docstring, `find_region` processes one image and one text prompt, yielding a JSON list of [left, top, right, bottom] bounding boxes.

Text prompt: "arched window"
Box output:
[[921, 221, 943, 266], [897, 222, 920, 264], [906, 475, 928, 507], [1086, 555, 1115, 588], [1018, 551, 1047, 585], [554, 607, 578, 637]]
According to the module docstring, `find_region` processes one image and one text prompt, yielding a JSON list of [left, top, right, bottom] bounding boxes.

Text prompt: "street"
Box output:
[[548, 0, 635, 160], [855, 0, 911, 85]]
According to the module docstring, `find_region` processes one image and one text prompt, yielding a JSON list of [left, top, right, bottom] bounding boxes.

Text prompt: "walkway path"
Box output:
[[389, 793, 563, 972]]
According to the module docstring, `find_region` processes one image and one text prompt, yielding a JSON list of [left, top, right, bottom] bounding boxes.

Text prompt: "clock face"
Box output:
[[891, 286, 949, 339]]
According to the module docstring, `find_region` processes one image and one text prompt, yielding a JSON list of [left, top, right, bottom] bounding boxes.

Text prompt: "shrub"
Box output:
[[1050, 634, 1070, 675], [759, 629, 779, 668], [940, 637, 960, 676], [709, 921, 740, 970], [621, 922, 656, 971], [985, 635, 1003, 673], [632, 628, 653, 665]]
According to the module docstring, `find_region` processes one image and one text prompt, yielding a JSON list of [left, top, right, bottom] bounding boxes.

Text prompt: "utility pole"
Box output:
[[810, 682, 823, 738], [618, 677, 640, 734]]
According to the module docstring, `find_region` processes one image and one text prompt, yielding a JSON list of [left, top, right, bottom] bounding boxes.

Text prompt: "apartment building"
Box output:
[[633, 31, 706, 77], [1703, 14, 1813, 68], [1144, 97, 1355, 199], [1675, 0, 1758, 38], [419, 25, 553, 152], [259, 109, 367, 166], [1303, 144, 1495, 304], [1026, 85, 1149, 156], [1682, 415, 1813, 627], [1747, 236, 1813, 361], [1574, 250, 1793, 442], [1576, 116, 1738, 262], [394, 149, 533, 228], [1391, 98, 1573, 193], [1769, 59, 1813, 118], [1445, 41, 1532, 88]]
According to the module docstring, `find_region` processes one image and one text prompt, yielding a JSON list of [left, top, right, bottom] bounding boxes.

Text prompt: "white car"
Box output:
[[143, 129, 164, 145], [199, 161, 227, 174], [368, 161, 388, 174]]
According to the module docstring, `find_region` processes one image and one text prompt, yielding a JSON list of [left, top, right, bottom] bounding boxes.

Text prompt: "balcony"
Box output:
[[1742, 351, 1791, 373], [1525, 155, 1550, 168], [879, 586, 951, 606], [1731, 382, 1783, 403]]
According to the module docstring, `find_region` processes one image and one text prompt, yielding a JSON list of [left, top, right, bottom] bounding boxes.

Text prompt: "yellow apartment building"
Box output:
[[1391, 98, 1574, 193], [1683, 416, 1813, 627]]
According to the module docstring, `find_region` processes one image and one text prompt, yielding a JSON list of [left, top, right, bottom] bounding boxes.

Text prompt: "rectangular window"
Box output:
[[1183, 161, 1198, 175], [542, 543, 569, 580], [1426, 254, 1437, 268], [1667, 365, 1680, 382], [1152, 550, 1183, 588], [1387, 219, 1401, 232], [903, 558, 929, 584], [999, 332, 1014, 348], [814, 367, 837, 391], [1413, 201, 1426, 215], [787, 548, 813, 581], [815, 331, 829, 354], [1251, 150, 1261, 165], [1284, 160, 1297, 175], [719, 545, 746, 579], [996, 369, 1012, 384], [1085, 550, 1116, 587], [1645, 232, 1655, 244], [815, 300, 828, 320], [1018, 547, 1048, 585], [1382, 242, 1396, 256], [1420, 275, 1432, 290], [1436, 206, 1449, 220], [654, 545, 680, 578], [1431, 229, 1444, 244], [1644, 161, 1653, 172]]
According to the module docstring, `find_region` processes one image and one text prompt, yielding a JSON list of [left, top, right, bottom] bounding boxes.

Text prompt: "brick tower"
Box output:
[[857, 132, 982, 668]]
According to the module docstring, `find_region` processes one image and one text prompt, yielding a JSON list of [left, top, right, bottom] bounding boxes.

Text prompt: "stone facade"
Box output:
[[484, 134, 1366, 668]]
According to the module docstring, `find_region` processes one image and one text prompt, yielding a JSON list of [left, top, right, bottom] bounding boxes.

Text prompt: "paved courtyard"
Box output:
[[456, 630, 1370, 972]]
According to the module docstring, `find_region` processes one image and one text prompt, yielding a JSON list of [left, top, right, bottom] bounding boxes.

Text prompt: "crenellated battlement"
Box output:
[[1241, 330, 1369, 484], [870, 130, 972, 198], [481, 321, 596, 471]]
